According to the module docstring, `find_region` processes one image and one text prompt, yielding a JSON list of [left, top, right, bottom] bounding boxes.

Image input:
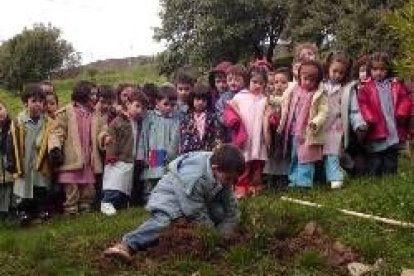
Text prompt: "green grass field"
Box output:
[[0, 163, 413, 275], [0, 65, 413, 275]]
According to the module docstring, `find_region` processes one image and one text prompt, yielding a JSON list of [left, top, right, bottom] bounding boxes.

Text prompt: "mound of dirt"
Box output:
[[97, 220, 359, 273], [269, 221, 360, 267]]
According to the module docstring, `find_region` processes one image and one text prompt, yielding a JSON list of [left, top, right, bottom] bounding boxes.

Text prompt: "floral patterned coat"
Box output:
[[179, 111, 224, 154]]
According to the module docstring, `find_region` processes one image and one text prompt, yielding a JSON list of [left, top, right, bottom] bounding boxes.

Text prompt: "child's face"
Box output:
[[119, 87, 133, 105], [274, 73, 289, 95], [212, 168, 240, 186], [370, 61, 388, 81], [46, 94, 58, 116], [90, 87, 99, 105], [193, 97, 207, 113], [156, 98, 175, 116], [227, 74, 245, 92], [0, 103, 8, 123], [359, 66, 367, 82], [98, 98, 115, 114], [299, 48, 316, 61], [328, 61, 347, 83], [299, 65, 319, 91], [176, 83, 193, 102], [215, 74, 228, 93], [249, 74, 266, 95], [25, 97, 44, 118], [127, 101, 145, 120]]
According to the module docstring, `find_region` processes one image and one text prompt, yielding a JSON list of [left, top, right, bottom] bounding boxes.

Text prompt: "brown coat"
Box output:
[[48, 104, 107, 174], [106, 114, 137, 163]]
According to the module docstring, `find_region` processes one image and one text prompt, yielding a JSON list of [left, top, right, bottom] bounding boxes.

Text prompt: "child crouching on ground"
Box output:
[[100, 89, 149, 215], [104, 144, 245, 262]]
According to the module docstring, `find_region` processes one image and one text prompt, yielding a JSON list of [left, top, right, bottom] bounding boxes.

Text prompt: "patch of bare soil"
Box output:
[[95, 220, 360, 273], [269, 221, 360, 268]]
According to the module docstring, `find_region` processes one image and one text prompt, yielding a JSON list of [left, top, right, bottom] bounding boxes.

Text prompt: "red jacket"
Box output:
[[223, 103, 248, 149], [357, 78, 412, 142]]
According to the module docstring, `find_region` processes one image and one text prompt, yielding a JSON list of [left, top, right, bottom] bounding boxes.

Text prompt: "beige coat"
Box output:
[[279, 82, 328, 145], [48, 104, 107, 174]]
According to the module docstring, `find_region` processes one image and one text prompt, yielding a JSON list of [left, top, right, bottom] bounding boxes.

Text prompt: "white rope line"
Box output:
[[280, 196, 414, 228]]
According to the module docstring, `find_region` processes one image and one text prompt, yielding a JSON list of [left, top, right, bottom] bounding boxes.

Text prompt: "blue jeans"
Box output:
[[122, 211, 172, 251], [324, 155, 344, 182], [288, 139, 315, 187], [101, 190, 129, 209]]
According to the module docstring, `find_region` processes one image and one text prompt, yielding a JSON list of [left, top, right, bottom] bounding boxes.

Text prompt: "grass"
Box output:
[[0, 167, 413, 275]]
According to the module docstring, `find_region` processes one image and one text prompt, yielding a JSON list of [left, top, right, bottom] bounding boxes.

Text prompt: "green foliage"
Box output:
[[155, 0, 292, 75], [289, 0, 405, 58], [0, 23, 80, 91], [386, 0, 414, 77]]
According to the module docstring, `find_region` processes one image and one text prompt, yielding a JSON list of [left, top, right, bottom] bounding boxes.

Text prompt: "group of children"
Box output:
[[0, 43, 412, 231]]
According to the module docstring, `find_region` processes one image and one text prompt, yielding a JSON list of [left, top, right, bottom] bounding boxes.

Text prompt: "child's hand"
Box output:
[[104, 135, 115, 146], [309, 122, 318, 132], [355, 124, 368, 143], [105, 156, 118, 165]]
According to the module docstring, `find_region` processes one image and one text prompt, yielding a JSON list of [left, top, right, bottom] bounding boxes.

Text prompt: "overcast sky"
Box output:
[[0, 0, 164, 64]]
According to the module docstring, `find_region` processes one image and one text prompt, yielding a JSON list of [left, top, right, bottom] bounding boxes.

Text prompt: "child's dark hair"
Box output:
[[274, 67, 292, 81], [324, 51, 352, 83], [71, 80, 96, 103], [116, 83, 136, 104], [127, 89, 150, 108], [142, 83, 158, 109], [366, 52, 394, 78], [174, 71, 195, 87], [98, 85, 116, 102], [248, 66, 268, 84], [156, 84, 178, 102], [227, 64, 249, 85], [21, 83, 46, 103], [210, 144, 246, 175], [298, 60, 324, 85], [188, 83, 212, 111]]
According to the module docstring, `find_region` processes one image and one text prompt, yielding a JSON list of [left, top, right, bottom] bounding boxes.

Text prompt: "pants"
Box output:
[[366, 148, 398, 175], [101, 190, 129, 209], [0, 182, 13, 213], [130, 161, 146, 206], [123, 211, 172, 251], [289, 139, 315, 187], [63, 184, 96, 213], [16, 186, 50, 215], [324, 155, 344, 182]]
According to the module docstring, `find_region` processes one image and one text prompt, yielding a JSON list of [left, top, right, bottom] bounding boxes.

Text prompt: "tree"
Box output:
[[0, 23, 80, 91], [290, 0, 406, 58], [386, 0, 414, 77], [154, 0, 292, 75]]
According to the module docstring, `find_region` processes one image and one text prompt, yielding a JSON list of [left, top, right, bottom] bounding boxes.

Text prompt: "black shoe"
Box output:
[[17, 211, 31, 227]]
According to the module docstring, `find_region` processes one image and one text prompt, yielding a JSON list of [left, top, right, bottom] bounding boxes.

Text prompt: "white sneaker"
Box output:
[[100, 202, 117, 216], [331, 181, 343, 189]]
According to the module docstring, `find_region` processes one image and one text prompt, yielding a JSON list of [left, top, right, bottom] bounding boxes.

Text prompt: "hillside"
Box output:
[[0, 62, 166, 115]]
